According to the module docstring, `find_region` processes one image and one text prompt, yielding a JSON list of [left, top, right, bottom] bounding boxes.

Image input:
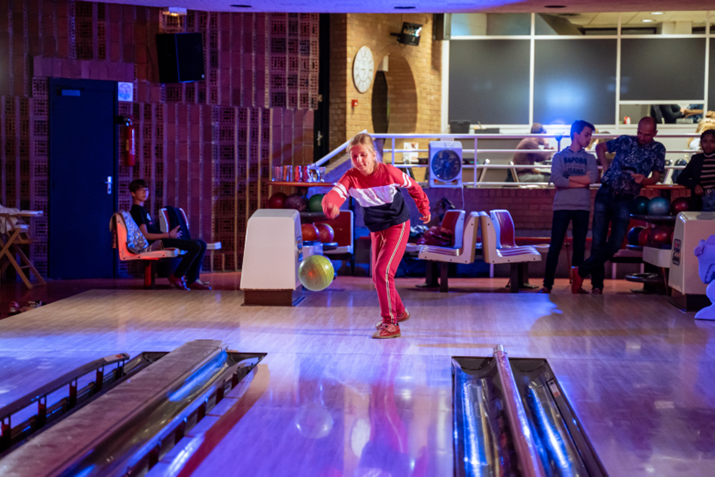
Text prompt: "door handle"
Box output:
[[105, 176, 112, 194]]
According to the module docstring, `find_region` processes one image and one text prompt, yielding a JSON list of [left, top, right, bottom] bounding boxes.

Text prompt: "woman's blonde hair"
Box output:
[[348, 133, 377, 155]]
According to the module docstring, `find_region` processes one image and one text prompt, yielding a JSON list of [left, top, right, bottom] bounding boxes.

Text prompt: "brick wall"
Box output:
[[329, 13, 441, 150], [0, 1, 317, 274]]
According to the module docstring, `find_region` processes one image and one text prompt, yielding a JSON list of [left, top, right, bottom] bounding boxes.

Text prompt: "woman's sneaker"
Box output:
[[372, 323, 401, 339], [375, 309, 410, 329]]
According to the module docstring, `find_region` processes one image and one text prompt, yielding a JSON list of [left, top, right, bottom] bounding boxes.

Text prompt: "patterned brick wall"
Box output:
[[0, 1, 317, 275], [329, 13, 442, 151]]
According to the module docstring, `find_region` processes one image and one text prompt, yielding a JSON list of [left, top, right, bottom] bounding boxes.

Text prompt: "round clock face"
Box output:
[[352, 46, 375, 94]]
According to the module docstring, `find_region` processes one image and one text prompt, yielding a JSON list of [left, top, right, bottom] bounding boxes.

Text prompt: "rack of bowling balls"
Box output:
[[627, 196, 693, 250], [268, 191, 338, 248]]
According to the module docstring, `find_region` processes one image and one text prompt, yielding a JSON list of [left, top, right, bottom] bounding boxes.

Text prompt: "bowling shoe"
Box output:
[[168, 274, 189, 290], [375, 309, 410, 329], [592, 288, 603, 295], [539, 287, 551, 294], [372, 323, 401, 339], [188, 279, 212, 290]]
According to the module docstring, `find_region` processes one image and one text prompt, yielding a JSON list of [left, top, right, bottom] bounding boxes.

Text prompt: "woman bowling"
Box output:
[[322, 133, 430, 339]]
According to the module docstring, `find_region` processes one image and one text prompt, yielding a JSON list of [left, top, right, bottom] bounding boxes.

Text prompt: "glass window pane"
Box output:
[[620, 38, 705, 101], [486, 13, 531, 36], [533, 39, 617, 125], [621, 11, 709, 35], [709, 37, 715, 112], [449, 40, 530, 125]]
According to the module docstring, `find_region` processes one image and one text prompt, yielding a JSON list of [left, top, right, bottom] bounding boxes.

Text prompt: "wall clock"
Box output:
[[352, 46, 375, 94]]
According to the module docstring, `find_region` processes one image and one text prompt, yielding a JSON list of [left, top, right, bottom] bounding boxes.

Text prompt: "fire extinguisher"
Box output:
[[123, 118, 136, 167]]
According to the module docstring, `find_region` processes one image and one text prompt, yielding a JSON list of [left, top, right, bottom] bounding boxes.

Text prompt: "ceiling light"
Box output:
[[642, 19, 653, 23], [651, 12, 664, 15], [545, 5, 567, 8], [394, 6, 416, 9], [230, 4, 252, 7]]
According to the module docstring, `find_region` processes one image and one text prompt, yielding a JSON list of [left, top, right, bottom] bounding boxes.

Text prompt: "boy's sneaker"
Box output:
[[592, 288, 603, 295], [375, 309, 410, 329], [168, 274, 189, 290], [539, 287, 551, 294], [372, 323, 401, 339], [188, 279, 212, 290]]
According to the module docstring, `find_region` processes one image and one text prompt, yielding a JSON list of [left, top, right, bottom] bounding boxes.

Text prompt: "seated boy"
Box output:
[[129, 179, 210, 290]]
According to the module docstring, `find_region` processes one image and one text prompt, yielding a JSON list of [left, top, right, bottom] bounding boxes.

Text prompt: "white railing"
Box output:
[[311, 132, 699, 188]]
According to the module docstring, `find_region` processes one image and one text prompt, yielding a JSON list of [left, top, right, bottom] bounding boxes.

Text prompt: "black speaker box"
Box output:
[[156, 33, 205, 83]]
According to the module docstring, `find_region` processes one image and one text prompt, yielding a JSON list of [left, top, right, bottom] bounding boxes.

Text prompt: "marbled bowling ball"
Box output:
[[648, 226, 674, 245], [633, 196, 650, 215], [301, 223, 319, 242], [671, 197, 691, 215], [628, 226, 645, 246], [298, 255, 335, 292], [315, 223, 335, 243], [647, 197, 671, 216], [268, 192, 287, 209], [638, 228, 651, 247], [284, 193, 308, 212], [308, 194, 324, 213]]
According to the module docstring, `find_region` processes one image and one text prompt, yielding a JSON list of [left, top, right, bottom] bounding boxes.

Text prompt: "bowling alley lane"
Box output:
[[1, 286, 715, 475]]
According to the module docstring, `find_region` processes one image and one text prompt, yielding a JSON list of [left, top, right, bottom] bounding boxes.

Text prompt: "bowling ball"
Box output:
[[301, 223, 319, 242], [627, 226, 645, 246], [647, 197, 671, 216], [671, 197, 691, 215], [268, 192, 287, 209], [648, 226, 674, 245], [315, 223, 335, 243], [284, 193, 308, 212], [638, 228, 650, 247], [298, 255, 335, 292], [633, 196, 650, 215], [308, 194, 324, 213]]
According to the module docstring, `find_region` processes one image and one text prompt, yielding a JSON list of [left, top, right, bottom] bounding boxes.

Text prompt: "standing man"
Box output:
[[572, 117, 665, 294], [512, 123, 553, 183], [541, 120, 598, 294]]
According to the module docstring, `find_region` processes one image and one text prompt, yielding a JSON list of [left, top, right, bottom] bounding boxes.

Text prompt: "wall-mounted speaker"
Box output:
[[156, 33, 205, 83]]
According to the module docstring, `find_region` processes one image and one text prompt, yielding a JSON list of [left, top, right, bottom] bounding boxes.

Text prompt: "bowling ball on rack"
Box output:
[[268, 192, 287, 209], [638, 228, 651, 247], [647, 197, 671, 216], [648, 226, 674, 246], [315, 223, 335, 243], [298, 255, 335, 292], [284, 193, 308, 212], [301, 223, 319, 242], [627, 226, 645, 246], [308, 194, 324, 213], [633, 196, 650, 215], [671, 197, 691, 215]]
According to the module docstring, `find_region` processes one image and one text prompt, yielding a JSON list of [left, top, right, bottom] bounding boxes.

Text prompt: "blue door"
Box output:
[[49, 78, 117, 279]]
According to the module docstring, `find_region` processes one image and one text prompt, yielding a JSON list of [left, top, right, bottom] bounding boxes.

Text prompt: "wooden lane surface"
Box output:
[[0, 283, 714, 475]]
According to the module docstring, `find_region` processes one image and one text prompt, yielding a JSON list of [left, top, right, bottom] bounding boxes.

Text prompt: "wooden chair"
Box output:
[[0, 211, 46, 289], [418, 210, 481, 292], [111, 212, 185, 289], [158, 208, 222, 271], [477, 159, 490, 188], [480, 213, 541, 293]]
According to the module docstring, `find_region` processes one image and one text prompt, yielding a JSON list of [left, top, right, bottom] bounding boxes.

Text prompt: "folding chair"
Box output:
[[0, 210, 46, 289]]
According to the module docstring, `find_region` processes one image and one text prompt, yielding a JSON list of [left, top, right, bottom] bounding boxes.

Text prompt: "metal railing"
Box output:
[[311, 132, 699, 188]]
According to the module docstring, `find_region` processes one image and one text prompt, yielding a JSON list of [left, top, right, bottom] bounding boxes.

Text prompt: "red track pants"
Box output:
[[371, 220, 410, 325]]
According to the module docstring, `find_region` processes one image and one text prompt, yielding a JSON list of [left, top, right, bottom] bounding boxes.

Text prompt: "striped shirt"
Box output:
[[700, 152, 715, 191], [323, 162, 430, 232]]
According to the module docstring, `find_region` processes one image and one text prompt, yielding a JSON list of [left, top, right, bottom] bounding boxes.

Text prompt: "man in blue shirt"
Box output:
[[572, 117, 665, 294]]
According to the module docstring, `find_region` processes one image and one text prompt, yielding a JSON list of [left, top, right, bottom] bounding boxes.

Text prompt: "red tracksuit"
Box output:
[[323, 163, 430, 324]]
